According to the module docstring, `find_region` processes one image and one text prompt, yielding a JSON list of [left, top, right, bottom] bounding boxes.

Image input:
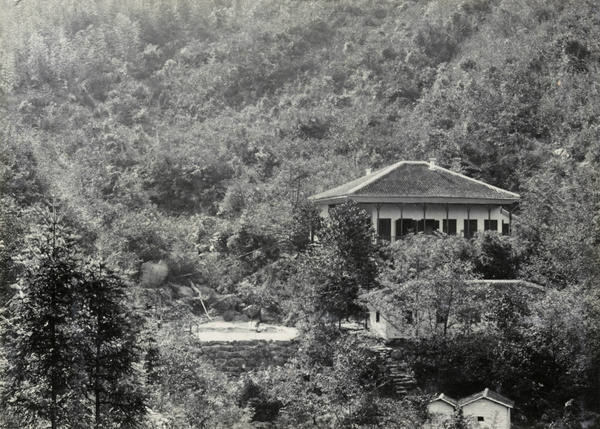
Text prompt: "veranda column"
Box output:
[[465, 204, 472, 238], [375, 203, 382, 239], [393, 203, 404, 241], [445, 203, 450, 234]]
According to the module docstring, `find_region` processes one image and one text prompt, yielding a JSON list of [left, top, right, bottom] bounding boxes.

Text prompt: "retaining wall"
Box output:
[[199, 340, 298, 374]]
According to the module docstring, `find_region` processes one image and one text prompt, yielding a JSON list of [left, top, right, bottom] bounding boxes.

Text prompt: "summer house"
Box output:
[[309, 159, 519, 241]]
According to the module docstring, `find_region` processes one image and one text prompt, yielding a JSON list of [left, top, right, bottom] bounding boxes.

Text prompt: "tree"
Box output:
[[368, 234, 476, 339], [0, 197, 22, 306], [288, 199, 321, 253], [0, 206, 146, 428], [1, 207, 83, 428], [78, 262, 146, 428], [472, 231, 520, 279], [315, 200, 378, 323]]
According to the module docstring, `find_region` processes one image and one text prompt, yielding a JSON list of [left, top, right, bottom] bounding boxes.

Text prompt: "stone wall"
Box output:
[[199, 340, 298, 374]]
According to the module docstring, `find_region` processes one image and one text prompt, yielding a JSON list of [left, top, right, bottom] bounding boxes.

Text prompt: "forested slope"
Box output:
[[1, 0, 598, 286], [1, 0, 599, 426]]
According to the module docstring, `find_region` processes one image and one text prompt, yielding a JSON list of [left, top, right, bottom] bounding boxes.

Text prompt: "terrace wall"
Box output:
[[199, 340, 298, 374]]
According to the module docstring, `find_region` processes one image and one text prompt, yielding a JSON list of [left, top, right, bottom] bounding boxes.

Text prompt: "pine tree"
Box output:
[[78, 262, 146, 428], [0, 206, 83, 428], [0, 205, 146, 428]]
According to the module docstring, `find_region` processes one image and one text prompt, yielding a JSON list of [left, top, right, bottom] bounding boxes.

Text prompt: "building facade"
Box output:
[[309, 160, 519, 241], [427, 389, 515, 429]]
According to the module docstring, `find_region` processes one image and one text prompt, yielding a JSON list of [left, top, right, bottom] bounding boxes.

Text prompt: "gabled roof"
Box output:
[[458, 388, 515, 409], [430, 393, 458, 408], [309, 161, 519, 205]]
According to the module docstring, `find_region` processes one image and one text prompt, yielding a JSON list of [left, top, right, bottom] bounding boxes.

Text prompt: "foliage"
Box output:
[[312, 200, 378, 322], [472, 231, 520, 280], [0, 206, 146, 428], [0, 0, 599, 424], [244, 333, 426, 428], [288, 199, 321, 253], [369, 234, 477, 339], [1, 208, 84, 428], [147, 328, 251, 428], [78, 262, 146, 428], [0, 197, 23, 305]]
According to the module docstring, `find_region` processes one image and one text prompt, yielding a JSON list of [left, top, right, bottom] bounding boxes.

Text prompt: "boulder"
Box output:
[[171, 285, 196, 299], [261, 308, 278, 323], [234, 313, 251, 323], [390, 349, 404, 361], [242, 304, 261, 318], [196, 285, 218, 301], [212, 294, 242, 312], [223, 310, 237, 322], [141, 261, 169, 288]]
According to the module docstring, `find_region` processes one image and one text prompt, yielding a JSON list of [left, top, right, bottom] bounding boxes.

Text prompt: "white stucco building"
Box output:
[[427, 393, 458, 426], [427, 388, 515, 429], [367, 280, 544, 341], [309, 159, 519, 240]]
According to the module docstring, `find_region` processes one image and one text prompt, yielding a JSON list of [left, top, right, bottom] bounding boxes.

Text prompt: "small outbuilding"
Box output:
[[427, 388, 515, 429], [427, 393, 458, 426]]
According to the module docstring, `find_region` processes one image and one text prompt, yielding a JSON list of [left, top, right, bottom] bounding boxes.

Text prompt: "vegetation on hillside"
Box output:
[[0, 0, 599, 427]]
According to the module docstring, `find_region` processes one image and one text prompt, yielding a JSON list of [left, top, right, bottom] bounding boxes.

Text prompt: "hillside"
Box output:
[[0, 0, 599, 427]]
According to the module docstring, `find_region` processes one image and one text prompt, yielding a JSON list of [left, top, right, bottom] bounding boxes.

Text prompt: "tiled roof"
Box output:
[[309, 161, 519, 203], [430, 393, 458, 407], [457, 388, 515, 408]]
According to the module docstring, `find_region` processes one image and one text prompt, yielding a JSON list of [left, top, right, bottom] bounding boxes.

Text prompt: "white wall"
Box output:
[[427, 401, 455, 427], [356, 203, 504, 238], [462, 398, 510, 429], [368, 309, 404, 339]]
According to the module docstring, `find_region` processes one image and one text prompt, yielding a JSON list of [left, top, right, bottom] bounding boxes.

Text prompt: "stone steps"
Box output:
[[370, 344, 416, 396]]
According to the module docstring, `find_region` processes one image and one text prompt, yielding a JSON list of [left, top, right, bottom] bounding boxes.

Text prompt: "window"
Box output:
[[417, 219, 439, 235], [484, 219, 498, 231], [477, 416, 485, 422], [443, 219, 457, 235], [404, 310, 414, 325], [375, 311, 380, 323], [502, 221, 510, 236], [463, 219, 477, 239], [397, 218, 416, 237], [378, 218, 391, 241], [436, 304, 448, 325]]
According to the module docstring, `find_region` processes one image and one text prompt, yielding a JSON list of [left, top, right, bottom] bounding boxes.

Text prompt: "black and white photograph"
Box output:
[[0, 0, 599, 427]]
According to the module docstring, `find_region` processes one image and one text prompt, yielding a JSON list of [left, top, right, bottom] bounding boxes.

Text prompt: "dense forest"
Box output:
[[0, 0, 599, 427]]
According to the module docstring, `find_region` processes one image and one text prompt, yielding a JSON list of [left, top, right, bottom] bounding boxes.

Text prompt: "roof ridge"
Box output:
[[308, 160, 520, 203], [458, 388, 514, 408], [432, 163, 520, 198], [346, 161, 406, 195]]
